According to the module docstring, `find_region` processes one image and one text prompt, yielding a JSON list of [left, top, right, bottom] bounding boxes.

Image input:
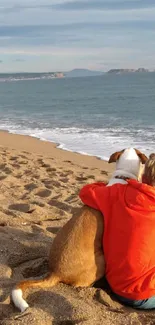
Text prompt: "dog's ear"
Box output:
[[134, 149, 148, 164], [108, 150, 124, 163]]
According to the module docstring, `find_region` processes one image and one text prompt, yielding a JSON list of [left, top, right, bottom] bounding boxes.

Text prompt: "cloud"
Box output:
[[0, 46, 137, 55], [1, 0, 155, 12], [0, 46, 151, 58], [0, 60, 3, 63], [0, 0, 155, 72], [53, 0, 155, 11], [0, 21, 155, 59], [0, 0, 155, 14], [0, 21, 154, 38], [0, 4, 51, 13], [0, 1, 60, 13], [1, 3, 155, 28]]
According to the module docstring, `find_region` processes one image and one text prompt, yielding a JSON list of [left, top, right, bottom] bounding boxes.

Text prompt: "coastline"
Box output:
[[0, 130, 114, 175]]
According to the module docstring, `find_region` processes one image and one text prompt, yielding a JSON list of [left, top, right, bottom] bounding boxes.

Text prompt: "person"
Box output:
[[79, 154, 155, 309]]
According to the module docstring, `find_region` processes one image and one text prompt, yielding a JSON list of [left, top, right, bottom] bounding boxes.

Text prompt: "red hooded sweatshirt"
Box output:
[[79, 180, 155, 300]]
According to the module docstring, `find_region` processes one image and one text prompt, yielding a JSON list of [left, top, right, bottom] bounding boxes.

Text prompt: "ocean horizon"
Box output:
[[0, 72, 154, 161]]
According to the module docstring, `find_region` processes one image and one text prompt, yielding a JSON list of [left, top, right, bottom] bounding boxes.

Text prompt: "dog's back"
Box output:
[[49, 206, 104, 285]]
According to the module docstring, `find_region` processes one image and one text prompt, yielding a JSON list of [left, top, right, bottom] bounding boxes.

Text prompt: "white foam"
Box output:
[[0, 123, 153, 160], [0, 74, 57, 83]]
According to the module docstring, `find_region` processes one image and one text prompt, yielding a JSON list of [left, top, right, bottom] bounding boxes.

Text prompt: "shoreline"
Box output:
[[0, 127, 109, 161], [0, 130, 114, 175]]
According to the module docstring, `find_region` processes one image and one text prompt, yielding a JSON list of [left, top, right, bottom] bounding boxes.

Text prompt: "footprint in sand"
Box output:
[[46, 226, 60, 234], [0, 164, 12, 174], [38, 160, 51, 168], [0, 164, 6, 170], [35, 189, 51, 198], [4, 167, 12, 175], [20, 154, 27, 159], [9, 156, 18, 161], [49, 180, 61, 188], [25, 183, 38, 191], [0, 175, 7, 181], [46, 167, 56, 173], [21, 258, 48, 278], [48, 199, 79, 214], [87, 175, 95, 179], [60, 171, 73, 177], [65, 194, 77, 203], [76, 176, 89, 182], [60, 177, 69, 183], [20, 192, 30, 200], [8, 203, 35, 213], [64, 160, 71, 163], [18, 160, 28, 165], [15, 173, 23, 179], [100, 170, 108, 176], [66, 170, 74, 175], [31, 199, 45, 207], [42, 179, 53, 189], [37, 158, 43, 163], [64, 160, 73, 164], [24, 169, 33, 176], [51, 194, 61, 200], [12, 163, 20, 169], [33, 174, 40, 179], [3, 209, 17, 217], [48, 199, 71, 212]]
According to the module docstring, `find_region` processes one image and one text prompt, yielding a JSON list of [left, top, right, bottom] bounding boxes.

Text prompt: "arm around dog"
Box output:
[[79, 182, 107, 210]]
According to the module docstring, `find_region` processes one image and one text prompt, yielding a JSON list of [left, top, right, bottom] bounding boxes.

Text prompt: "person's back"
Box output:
[[103, 179, 155, 300], [79, 154, 155, 309]]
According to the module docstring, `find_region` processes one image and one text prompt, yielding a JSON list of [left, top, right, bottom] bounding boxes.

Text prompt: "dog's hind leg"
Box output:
[[72, 254, 105, 287]]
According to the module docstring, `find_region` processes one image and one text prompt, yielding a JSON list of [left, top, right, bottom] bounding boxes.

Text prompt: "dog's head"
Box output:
[[108, 148, 148, 180]]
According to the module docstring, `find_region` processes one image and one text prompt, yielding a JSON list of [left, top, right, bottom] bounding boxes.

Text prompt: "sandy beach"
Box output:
[[0, 131, 154, 325]]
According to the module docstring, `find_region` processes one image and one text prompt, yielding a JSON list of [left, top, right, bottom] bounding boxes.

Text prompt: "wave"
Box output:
[[0, 74, 60, 82], [0, 122, 153, 161]]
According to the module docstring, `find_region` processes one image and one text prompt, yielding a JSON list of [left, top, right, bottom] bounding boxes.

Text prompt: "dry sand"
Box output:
[[0, 131, 154, 325]]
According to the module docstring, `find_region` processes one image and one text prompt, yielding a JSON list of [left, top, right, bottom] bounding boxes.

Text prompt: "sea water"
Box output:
[[0, 72, 154, 160]]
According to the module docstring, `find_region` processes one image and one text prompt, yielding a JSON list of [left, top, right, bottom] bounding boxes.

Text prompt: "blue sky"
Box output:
[[0, 0, 155, 72]]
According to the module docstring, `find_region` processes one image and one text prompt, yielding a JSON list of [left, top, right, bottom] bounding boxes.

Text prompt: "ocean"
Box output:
[[0, 72, 154, 161]]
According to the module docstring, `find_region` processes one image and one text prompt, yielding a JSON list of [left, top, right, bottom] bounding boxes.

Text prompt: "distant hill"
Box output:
[[65, 69, 103, 78], [107, 68, 149, 74]]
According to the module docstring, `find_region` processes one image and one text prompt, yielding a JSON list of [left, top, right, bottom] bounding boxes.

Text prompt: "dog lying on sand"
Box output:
[[12, 148, 148, 312]]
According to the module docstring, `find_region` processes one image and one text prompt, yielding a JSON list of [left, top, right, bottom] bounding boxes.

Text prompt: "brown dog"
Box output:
[[12, 207, 104, 312], [12, 148, 148, 312]]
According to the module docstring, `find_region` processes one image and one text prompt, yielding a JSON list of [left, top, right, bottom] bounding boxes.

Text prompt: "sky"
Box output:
[[0, 0, 155, 72]]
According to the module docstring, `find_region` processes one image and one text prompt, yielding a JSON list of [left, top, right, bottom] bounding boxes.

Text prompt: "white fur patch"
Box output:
[[108, 148, 141, 186], [12, 289, 29, 313], [116, 148, 140, 178]]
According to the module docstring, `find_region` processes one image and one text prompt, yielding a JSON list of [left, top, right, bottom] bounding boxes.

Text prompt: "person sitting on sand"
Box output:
[[79, 154, 155, 309]]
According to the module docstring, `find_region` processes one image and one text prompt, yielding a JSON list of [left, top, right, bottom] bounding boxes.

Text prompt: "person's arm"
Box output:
[[79, 182, 106, 210]]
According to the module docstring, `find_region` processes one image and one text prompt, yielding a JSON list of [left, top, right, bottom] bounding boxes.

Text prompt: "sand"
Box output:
[[0, 131, 154, 325]]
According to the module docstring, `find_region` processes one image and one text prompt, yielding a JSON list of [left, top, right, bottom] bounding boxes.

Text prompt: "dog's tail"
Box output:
[[12, 273, 59, 312]]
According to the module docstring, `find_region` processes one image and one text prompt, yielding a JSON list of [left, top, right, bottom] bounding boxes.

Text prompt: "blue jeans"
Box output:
[[115, 293, 155, 310]]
